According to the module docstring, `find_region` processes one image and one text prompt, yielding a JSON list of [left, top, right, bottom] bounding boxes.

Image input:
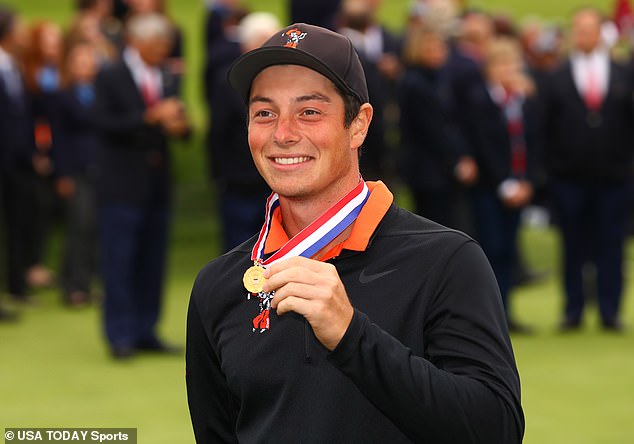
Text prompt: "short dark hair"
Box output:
[[0, 5, 15, 42], [340, 90, 362, 129]]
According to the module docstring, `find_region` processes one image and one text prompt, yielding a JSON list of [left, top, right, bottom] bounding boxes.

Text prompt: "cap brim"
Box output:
[[227, 46, 361, 103]]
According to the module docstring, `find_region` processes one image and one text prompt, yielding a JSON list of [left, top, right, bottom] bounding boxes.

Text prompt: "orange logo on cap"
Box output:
[[282, 28, 307, 48]]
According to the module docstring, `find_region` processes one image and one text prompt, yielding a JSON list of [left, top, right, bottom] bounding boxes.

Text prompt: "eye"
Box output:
[[252, 109, 275, 120], [254, 110, 271, 118], [300, 108, 322, 118]]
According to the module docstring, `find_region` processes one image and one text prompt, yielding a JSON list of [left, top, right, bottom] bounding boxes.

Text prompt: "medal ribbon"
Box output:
[[251, 180, 370, 266]]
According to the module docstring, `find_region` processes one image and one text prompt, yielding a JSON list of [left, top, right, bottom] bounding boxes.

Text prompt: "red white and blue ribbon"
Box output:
[[251, 180, 370, 266]]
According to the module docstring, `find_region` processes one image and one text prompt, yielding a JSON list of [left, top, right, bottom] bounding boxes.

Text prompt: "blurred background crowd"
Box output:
[[2, 0, 634, 356]]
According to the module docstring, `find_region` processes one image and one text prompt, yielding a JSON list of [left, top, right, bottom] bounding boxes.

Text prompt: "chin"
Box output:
[[269, 180, 314, 200]]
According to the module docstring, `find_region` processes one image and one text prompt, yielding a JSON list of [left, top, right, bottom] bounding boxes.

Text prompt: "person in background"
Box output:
[[204, 0, 243, 51], [203, 0, 246, 107], [21, 20, 65, 292], [407, 0, 459, 35], [465, 36, 540, 334], [519, 19, 564, 87], [68, 0, 119, 66], [206, 12, 277, 252], [338, 0, 403, 181], [53, 41, 101, 308], [125, 0, 185, 90], [94, 12, 190, 359], [542, 7, 634, 332], [399, 23, 476, 228], [444, 9, 494, 236], [447, 10, 494, 114], [0, 4, 30, 318]]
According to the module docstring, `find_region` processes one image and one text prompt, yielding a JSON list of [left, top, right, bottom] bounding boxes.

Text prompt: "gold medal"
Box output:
[[243, 265, 266, 293]]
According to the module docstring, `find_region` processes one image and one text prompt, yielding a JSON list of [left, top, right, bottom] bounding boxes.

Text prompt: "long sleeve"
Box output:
[[186, 294, 238, 444], [328, 240, 524, 443]]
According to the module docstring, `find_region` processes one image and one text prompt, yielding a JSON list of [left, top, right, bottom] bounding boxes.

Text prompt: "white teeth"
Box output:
[[273, 157, 310, 165]]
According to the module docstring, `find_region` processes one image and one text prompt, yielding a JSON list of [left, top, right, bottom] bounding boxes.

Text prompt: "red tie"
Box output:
[[584, 63, 602, 110], [141, 69, 159, 107]]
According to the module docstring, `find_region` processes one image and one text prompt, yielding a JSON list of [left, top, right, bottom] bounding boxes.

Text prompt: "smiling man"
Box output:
[[186, 23, 524, 444]]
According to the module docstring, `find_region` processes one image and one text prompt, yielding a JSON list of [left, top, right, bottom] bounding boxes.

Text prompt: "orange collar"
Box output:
[[263, 181, 393, 260]]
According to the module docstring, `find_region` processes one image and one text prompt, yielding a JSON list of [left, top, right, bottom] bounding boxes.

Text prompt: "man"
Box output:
[[542, 7, 633, 332], [0, 5, 31, 317], [338, 0, 403, 181], [94, 12, 189, 358], [206, 12, 277, 251], [186, 23, 524, 443]]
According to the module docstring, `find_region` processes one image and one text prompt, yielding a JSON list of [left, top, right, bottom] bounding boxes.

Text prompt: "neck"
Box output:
[[278, 177, 362, 238]]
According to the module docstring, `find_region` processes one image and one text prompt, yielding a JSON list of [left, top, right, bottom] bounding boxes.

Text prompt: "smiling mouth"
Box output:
[[272, 156, 311, 165]]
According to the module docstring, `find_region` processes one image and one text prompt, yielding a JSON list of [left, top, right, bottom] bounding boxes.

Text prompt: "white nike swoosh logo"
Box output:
[[359, 268, 397, 284]]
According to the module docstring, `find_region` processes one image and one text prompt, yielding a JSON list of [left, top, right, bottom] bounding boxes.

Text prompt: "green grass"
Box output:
[[2, 0, 634, 443]]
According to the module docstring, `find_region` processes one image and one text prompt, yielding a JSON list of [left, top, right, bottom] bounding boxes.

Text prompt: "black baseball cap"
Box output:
[[228, 23, 369, 104]]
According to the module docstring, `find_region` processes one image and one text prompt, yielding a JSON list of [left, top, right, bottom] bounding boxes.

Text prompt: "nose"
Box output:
[[273, 113, 299, 147]]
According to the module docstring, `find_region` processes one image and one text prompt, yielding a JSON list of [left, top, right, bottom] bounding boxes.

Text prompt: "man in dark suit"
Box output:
[[0, 5, 33, 316], [94, 12, 189, 358], [542, 7, 634, 332], [444, 9, 494, 236], [338, 0, 403, 181]]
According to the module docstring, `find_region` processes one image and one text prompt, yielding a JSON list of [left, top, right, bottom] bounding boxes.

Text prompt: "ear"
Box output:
[[350, 103, 373, 150]]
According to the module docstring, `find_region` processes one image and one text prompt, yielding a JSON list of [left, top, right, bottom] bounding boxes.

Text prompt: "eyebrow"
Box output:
[[296, 93, 331, 103], [249, 95, 272, 105], [249, 93, 332, 105]]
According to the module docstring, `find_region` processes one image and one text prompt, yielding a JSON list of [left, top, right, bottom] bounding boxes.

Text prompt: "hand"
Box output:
[[263, 256, 354, 351], [162, 111, 190, 137], [502, 180, 533, 208], [509, 72, 536, 97], [163, 118, 190, 136], [55, 176, 76, 199], [377, 53, 402, 80], [158, 98, 189, 135], [158, 97, 186, 122], [144, 97, 186, 126], [455, 156, 478, 185], [32, 153, 53, 176]]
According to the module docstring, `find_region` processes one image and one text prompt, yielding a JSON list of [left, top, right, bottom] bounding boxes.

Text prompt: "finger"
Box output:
[[270, 281, 326, 309], [265, 256, 327, 277], [263, 265, 317, 293], [275, 295, 312, 317], [263, 257, 337, 290]]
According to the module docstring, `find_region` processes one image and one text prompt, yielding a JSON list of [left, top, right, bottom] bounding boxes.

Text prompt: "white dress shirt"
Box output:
[[122, 47, 163, 101], [0, 46, 23, 100], [570, 47, 610, 100]]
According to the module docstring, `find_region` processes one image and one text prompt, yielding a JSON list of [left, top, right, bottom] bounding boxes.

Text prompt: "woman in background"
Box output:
[[399, 23, 477, 228], [20, 20, 65, 291], [53, 41, 101, 307]]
